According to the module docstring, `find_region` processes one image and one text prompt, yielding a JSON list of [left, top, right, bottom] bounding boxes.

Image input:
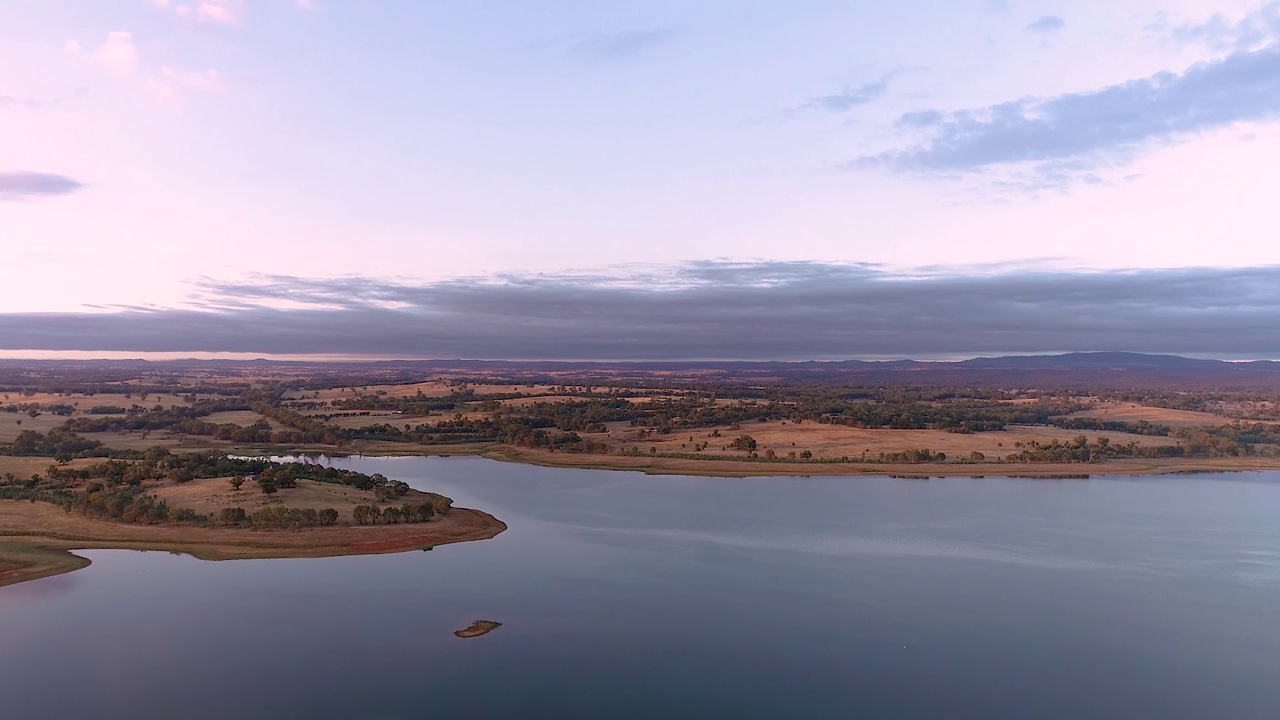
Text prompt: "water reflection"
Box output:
[[2, 458, 1279, 720]]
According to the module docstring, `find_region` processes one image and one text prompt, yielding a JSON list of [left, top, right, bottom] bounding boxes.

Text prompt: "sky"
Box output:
[[2, 0, 1279, 359]]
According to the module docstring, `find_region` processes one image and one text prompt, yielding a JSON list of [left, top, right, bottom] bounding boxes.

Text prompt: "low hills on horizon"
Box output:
[[2, 352, 1278, 390]]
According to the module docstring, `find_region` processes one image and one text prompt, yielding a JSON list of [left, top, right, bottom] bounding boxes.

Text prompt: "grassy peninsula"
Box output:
[[0, 452, 505, 589]]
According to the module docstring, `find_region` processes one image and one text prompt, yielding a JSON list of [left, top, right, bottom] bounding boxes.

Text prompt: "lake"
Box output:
[[3, 457, 1280, 719]]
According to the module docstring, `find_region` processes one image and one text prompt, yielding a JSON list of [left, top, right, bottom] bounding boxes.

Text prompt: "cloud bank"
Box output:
[[1026, 15, 1065, 33], [863, 7, 1280, 183], [1168, 2, 1280, 51], [863, 45, 1280, 174], [803, 78, 890, 112], [542, 28, 676, 62], [2, 263, 1278, 359], [0, 171, 84, 199]]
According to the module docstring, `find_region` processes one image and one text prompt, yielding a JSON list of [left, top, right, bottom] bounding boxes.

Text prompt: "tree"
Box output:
[[319, 508, 339, 526], [258, 477, 279, 495], [220, 507, 247, 525], [229, 476, 246, 490], [730, 435, 757, 451]]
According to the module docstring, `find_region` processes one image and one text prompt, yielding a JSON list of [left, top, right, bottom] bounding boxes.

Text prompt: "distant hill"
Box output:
[[1, 352, 1278, 390], [958, 352, 1228, 370]]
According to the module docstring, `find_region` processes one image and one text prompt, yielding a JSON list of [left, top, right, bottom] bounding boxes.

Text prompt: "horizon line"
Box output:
[[0, 350, 1276, 364]]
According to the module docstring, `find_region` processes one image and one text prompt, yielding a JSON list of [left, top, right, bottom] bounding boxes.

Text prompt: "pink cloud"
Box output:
[[173, 1, 242, 25], [94, 31, 140, 75]]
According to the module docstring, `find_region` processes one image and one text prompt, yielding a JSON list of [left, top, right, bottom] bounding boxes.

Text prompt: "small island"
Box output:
[[455, 620, 503, 638]]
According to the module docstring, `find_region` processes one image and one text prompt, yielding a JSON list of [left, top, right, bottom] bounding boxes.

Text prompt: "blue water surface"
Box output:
[[3, 456, 1280, 719]]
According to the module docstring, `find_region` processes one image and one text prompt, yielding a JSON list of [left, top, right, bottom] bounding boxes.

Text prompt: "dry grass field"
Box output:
[[1062, 402, 1238, 427], [310, 412, 410, 429], [0, 413, 67, 442], [497, 395, 583, 407], [203, 410, 285, 429], [79, 431, 227, 452], [2, 391, 193, 409], [149, 476, 435, 517], [4, 364, 1276, 491], [297, 381, 565, 402], [598, 420, 1182, 460], [0, 456, 99, 479]]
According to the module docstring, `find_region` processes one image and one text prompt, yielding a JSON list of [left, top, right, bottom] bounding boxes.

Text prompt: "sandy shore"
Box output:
[[0, 502, 506, 589]]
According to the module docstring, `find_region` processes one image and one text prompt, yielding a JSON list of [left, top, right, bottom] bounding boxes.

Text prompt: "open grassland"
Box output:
[[610, 420, 1182, 461], [2, 391, 194, 409], [296, 381, 566, 402], [307, 412, 410, 429], [0, 413, 67, 442], [1061, 401, 1255, 427], [202, 410, 286, 429], [150, 476, 440, 516], [6, 361, 1280, 495], [497, 395, 584, 407], [79, 431, 228, 452], [0, 456, 99, 479]]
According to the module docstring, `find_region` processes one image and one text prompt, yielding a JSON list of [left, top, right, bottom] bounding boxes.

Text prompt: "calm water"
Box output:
[[3, 457, 1280, 719]]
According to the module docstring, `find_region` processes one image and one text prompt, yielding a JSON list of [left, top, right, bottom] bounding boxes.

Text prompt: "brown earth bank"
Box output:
[[0, 502, 505, 589], [455, 620, 503, 638], [475, 446, 1280, 478]]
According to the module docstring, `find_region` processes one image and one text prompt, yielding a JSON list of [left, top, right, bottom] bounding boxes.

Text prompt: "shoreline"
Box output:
[[482, 448, 1280, 478], [7, 448, 1277, 589], [0, 504, 506, 589], [259, 441, 1280, 479]]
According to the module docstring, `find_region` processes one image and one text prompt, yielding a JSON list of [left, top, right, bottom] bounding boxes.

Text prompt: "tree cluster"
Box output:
[[352, 502, 437, 524]]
